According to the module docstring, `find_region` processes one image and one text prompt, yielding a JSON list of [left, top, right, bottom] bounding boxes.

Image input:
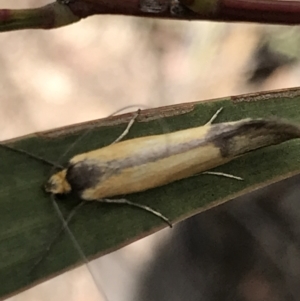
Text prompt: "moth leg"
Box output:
[[190, 170, 243, 180], [111, 109, 141, 145], [97, 198, 172, 227], [205, 107, 223, 125], [202, 171, 243, 181]]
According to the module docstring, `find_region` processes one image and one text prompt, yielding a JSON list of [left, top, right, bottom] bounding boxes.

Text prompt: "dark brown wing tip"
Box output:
[[209, 118, 300, 158]]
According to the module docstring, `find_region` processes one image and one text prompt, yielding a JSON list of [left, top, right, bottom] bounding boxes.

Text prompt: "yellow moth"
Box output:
[[2, 106, 300, 272], [3, 108, 300, 226], [40, 108, 300, 226]]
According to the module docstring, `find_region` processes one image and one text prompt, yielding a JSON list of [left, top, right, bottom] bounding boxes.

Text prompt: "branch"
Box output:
[[2, 0, 300, 32]]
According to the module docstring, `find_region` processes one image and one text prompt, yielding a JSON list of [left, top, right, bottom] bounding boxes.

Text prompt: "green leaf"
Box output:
[[1, 87, 300, 298]]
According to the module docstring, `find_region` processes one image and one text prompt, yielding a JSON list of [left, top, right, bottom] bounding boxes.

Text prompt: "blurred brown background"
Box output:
[[2, 1, 300, 300]]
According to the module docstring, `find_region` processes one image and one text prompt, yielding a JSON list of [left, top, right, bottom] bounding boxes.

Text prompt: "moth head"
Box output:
[[45, 169, 71, 195]]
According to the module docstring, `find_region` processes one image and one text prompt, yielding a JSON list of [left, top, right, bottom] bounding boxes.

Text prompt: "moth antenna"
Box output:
[[30, 199, 86, 273], [0, 143, 63, 168], [49, 196, 110, 301], [27, 105, 161, 298]]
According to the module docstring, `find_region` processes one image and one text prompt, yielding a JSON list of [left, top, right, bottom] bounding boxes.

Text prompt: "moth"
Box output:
[[2, 107, 300, 273], [3, 108, 300, 227]]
